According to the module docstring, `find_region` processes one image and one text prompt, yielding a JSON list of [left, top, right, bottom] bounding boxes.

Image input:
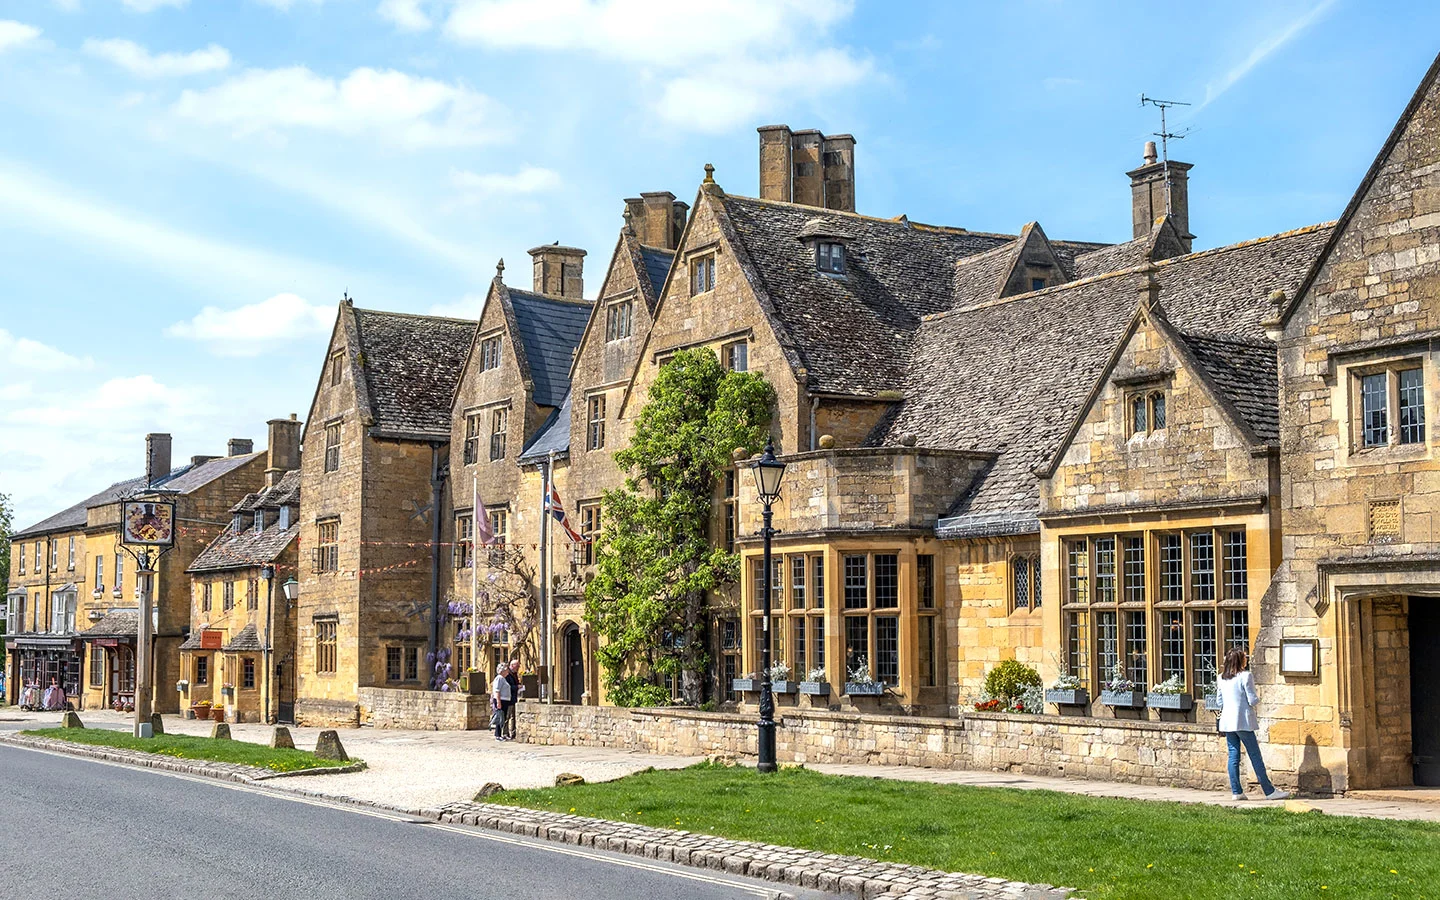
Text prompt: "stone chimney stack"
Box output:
[[266, 414, 302, 486], [757, 125, 856, 212], [623, 192, 689, 249], [527, 244, 587, 298], [145, 433, 172, 487], [1127, 140, 1194, 252], [227, 438, 254, 456]]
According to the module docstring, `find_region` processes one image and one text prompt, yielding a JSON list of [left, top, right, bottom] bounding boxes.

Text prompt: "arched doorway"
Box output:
[[563, 625, 584, 705]]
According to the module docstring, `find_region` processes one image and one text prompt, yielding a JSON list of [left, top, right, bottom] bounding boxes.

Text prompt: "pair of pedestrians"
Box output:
[[490, 660, 521, 741]]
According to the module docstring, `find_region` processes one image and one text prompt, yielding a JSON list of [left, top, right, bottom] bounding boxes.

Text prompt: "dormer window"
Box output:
[[816, 241, 845, 275], [254, 511, 265, 533], [233, 513, 244, 532], [279, 505, 292, 530], [1031, 277, 1046, 291], [479, 335, 502, 372], [690, 254, 715, 295], [1130, 390, 1167, 436]]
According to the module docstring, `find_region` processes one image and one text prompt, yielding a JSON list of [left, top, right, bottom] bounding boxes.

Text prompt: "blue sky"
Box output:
[[1, 0, 1437, 529]]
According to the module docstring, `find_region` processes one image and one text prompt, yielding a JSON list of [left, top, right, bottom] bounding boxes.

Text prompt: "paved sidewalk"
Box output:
[[1, 708, 704, 810], [809, 762, 1440, 823]]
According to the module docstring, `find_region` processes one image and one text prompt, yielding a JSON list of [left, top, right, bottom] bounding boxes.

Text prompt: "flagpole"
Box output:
[[538, 456, 549, 702], [546, 449, 556, 705], [471, 475, 479, 690]]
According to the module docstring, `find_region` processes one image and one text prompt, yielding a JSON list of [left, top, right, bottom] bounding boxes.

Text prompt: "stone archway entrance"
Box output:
[[563, 625, 584, 705]]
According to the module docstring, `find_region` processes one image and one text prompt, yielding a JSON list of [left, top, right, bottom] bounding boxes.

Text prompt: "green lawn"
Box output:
[[23, 728, 359, 774], [492, 762, 1439, 899]]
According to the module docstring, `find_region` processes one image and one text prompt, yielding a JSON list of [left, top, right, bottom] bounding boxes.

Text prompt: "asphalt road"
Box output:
[[0, 743, 828, 899]]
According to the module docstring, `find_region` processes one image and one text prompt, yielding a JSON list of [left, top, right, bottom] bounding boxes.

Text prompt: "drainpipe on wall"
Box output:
[[427, 442, 446, 688]]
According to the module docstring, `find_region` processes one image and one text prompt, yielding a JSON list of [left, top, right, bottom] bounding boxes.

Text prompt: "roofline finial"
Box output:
[[495, 258, 505, 281], [703, 163, 715, 184]]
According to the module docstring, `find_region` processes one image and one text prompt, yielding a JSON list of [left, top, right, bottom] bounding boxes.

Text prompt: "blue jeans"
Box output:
[[1226, 730, 1276, 795]]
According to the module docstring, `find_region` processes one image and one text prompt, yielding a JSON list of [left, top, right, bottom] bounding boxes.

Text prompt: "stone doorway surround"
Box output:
[[1319, 555, 1440, 791]]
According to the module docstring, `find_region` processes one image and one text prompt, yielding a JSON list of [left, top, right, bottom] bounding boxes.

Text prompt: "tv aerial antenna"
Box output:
[[1140, 95, 1191, 218]]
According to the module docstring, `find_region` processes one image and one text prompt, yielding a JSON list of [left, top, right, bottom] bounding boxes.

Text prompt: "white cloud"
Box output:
[[450, 165, 561, 195], [166, 293, 334, 356], [0, 329, 92, 372], [1199, 0, 1337, 110], [658, 49, 871, 133], [0, 20, 42, 51], [427, 292, 487, 319], [52, 0, 81, 11], [0, 157, 351, 298], [379, 0, 432, 31], [122, 0, 188, 11], [254, 0, 324, 8], [83, 38, 230, 78], [443, 0, 869, 132], [173, 66, 506, 149]]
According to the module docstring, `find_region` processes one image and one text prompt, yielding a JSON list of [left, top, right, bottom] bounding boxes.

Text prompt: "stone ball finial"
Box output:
[[495, 258, 505, 280], [731, 446, 748, 462], [818, 434, 836, 450], [899, 432, 918, 447], [1268, 288, 1287, 305], [703, 163, 716, 184]]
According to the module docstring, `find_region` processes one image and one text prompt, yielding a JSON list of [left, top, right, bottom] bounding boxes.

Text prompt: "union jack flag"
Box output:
[[544, 482, 584, 543]]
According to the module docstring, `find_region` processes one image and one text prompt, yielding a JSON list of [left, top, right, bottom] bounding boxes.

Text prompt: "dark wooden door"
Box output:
[[565, 628, 584, 704], [1411, 600, 1440, 786]]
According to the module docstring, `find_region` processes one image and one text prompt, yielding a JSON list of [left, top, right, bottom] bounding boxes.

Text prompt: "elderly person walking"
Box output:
[[503, 660, 522, 740], [1217, 647, 1289, 801], [490, 662, 512, 741]]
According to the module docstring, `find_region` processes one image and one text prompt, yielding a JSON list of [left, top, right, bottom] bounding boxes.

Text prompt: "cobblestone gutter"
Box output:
[[429, 800, 1071, 899], [3, 732, 1070, 899]]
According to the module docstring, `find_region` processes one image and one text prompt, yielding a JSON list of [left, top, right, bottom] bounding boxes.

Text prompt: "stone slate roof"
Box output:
[[222, 624, 263, 652], [638, 246, 675, 301], [352, 307, 476, 440], [13, 453, 263, 540], [518, 389, 573, 463], [78, 610, 139, 640], [950, 242, 1016, 306], [1178, 333, 1280, 443], [880, 222, 1333, 532], [507, 290, 592, 408], [189, 472, 301, 573], [178, 630, 204, 651]]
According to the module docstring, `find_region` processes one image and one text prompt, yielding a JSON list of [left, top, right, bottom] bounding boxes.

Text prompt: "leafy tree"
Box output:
[[433, 546, 538, 690], [585, 348, 774, 706]]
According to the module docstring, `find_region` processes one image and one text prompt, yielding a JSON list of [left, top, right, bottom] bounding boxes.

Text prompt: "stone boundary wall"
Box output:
[[358, 687, 489, 731], [518, 704, 1237, 791]]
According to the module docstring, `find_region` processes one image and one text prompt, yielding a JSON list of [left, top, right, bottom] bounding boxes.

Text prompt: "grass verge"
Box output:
[[23, 728, 358, 774], [491, 762, 1439, 899]]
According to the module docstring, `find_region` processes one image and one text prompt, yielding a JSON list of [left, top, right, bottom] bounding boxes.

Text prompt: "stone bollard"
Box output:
[[314, 729, 349, 761], [60, 711, 84, 729], [555, 772, 585, 787], [474, 782, 505, 801], [270, 726, 295, 750], [210, 723, 232, 740], [150, 713, 165, 735]]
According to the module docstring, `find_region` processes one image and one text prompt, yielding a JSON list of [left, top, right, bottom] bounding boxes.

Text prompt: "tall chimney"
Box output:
[[227, 438, 254, 456], [1127, 141, 1194, 252], [623, 193, 689, 250], [145, 433, 172, 487], [266, 414, 302, 486], [757, 125, 856, 212], [527, 244, 586, 298]]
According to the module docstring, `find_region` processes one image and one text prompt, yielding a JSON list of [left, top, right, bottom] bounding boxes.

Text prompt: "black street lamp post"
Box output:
[[750, 438, 787, 774]]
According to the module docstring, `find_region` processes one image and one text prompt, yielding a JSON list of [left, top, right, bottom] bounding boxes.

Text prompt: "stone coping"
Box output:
[[629, 705, 968, 731], [0, 732, 367, 781], [963, 711, 1216, 735], [433, 799, 1071, 899]]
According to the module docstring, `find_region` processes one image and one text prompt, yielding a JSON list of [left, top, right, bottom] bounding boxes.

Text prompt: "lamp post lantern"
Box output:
[[750, 437, 787, 774]]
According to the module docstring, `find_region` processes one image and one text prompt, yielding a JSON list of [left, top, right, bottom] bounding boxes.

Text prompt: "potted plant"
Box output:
[[844, 658, 884, 697], [1045, 670, 1089, 708], [769, 662, 797, 694], [798, 666, 831, 696], [176, 679, 190, 695], [1099, 661, 1146, 708], [1146, 674, 1194, 711], [731, 672, 759, 693], [1199, 662, 1222, 711], [213, 705, 226, 723], [220, 682, 236, 699]]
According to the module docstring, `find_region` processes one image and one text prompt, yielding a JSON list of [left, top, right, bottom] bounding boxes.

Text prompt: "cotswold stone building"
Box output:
[[283, 53, 1440, 793]]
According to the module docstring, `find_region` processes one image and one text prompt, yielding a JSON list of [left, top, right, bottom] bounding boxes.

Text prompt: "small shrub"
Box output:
[[607, 676, 672, 708], [983, 659, 1042, 703]]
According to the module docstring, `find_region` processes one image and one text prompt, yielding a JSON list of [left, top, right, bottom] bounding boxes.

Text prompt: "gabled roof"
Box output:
[[13, 453, 263, 540], [189, 472, 302, 573], [880, 222, 1332, 533], [222, 624, 263, 652], [1177, 332, 1280, 444], [1072, 216, 1188, 279], [78, 610, 139, 640], [231, 469, 301, 514], [517, 389, 573, 463], [351, 306, 475, 440], [638, 245, 675, 302], [506, 289, 592, 408], [1280, 51, 1440, 327]]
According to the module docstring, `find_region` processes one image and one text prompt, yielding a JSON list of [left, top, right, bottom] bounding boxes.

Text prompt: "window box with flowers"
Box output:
[[176, 679, 190, 695], [844, 660, 885, 697], [1099, 662, 1146, 708], [1045, 671, 1089, 708], [798, 667, 830, 697], [220, 683, 236, 699], [731, 675, 759, 693], [1146, 674, 1194, 711], [768, 662, 797, 694]]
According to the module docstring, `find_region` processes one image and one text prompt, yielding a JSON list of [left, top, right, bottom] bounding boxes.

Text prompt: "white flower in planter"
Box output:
[[805, 667, 826, 683], [768, 662, 791, 682]]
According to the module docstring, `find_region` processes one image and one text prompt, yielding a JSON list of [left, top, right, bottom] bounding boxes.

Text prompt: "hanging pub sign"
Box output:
[[120, 500, 177, 547]]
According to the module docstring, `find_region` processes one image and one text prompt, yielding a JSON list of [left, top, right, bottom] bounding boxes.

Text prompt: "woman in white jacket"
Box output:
[[1217, 647, 1289, 801]]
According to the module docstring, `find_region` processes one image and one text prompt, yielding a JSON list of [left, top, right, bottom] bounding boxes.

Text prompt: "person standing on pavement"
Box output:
[[1217, 647, 1289, 801], [491, 662, 512, 741], [504, 660, 522, 740]]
